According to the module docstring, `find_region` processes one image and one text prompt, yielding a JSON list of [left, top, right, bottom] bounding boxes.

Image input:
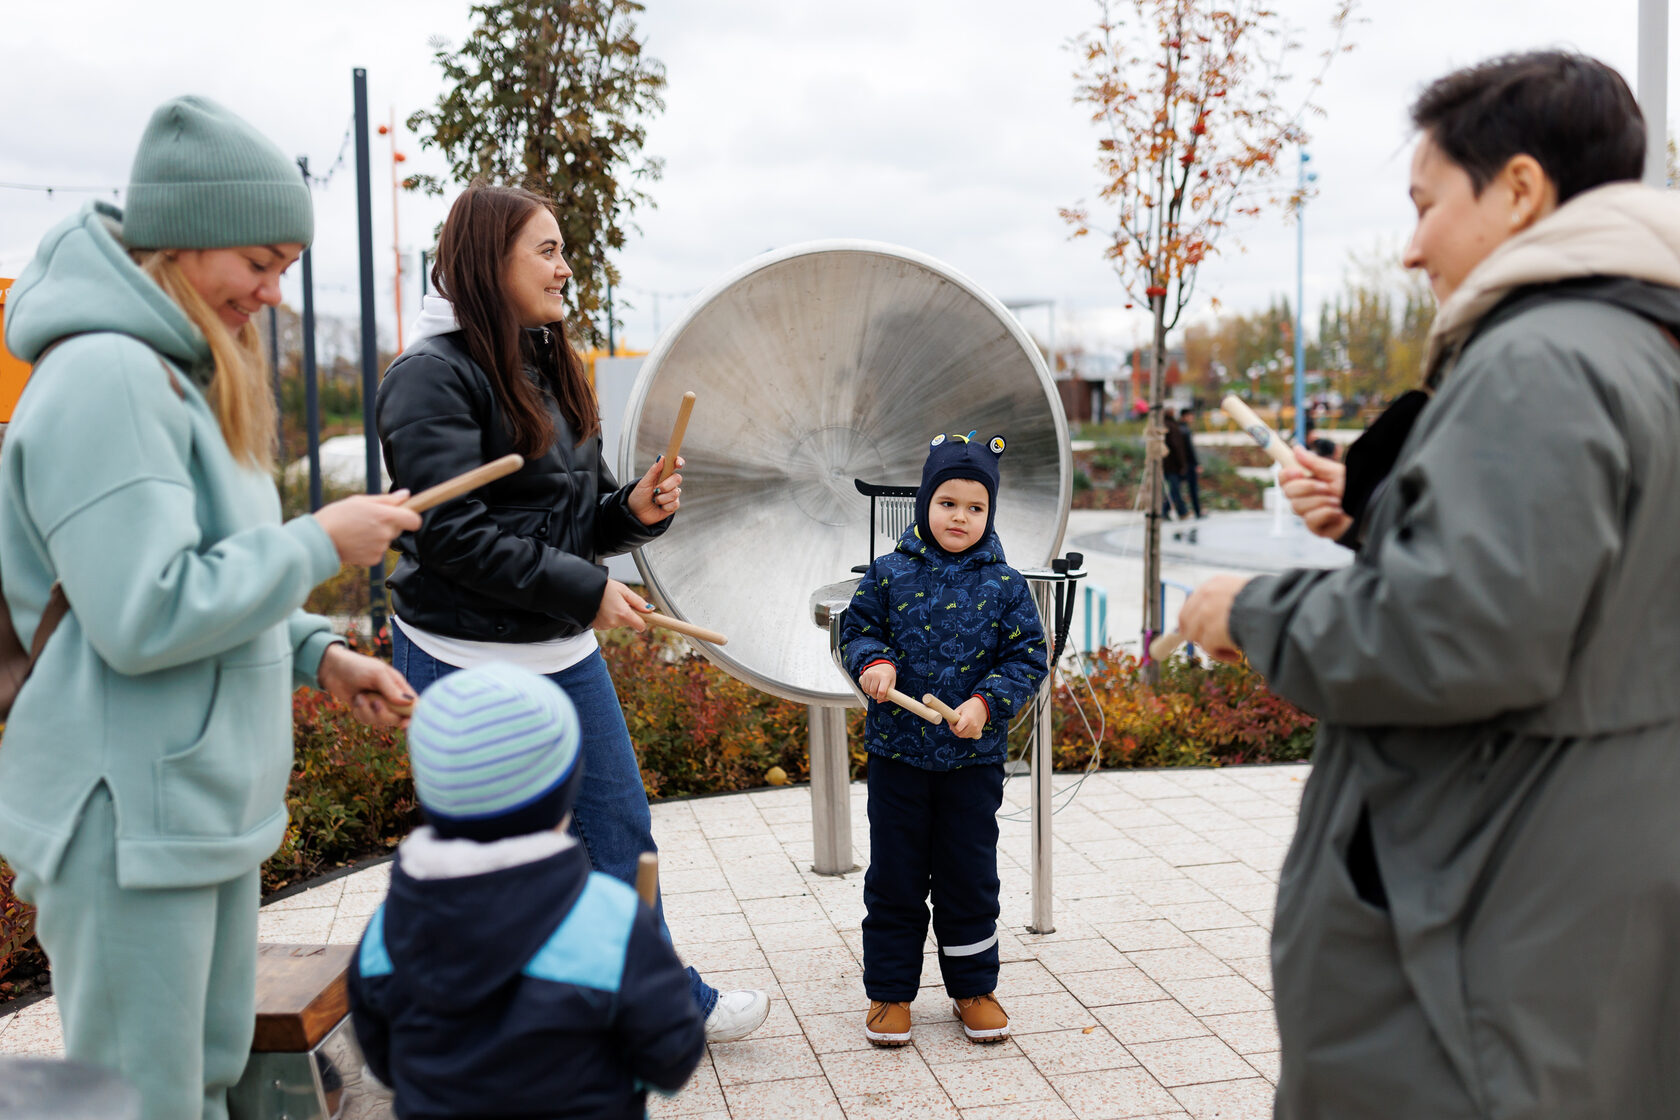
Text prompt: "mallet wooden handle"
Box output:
[[644, 610, 728, 646], [635, 852, 659, 906], [658, 392, 696, 484], [1221, 394, 1300, 471], [886, 688, 942, 723], [403, 454, 526, 513], [921, 693, 961, 723], [1149, 631, 1186, 661]]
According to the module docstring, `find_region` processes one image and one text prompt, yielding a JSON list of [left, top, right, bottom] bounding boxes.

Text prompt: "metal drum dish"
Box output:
[[620, 240, 1071, 705]]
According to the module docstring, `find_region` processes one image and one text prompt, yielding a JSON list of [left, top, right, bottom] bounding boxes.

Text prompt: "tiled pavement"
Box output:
[[0, 764, 1307, 1119]]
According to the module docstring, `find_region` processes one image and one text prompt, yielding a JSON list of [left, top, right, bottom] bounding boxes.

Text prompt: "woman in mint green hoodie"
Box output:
[[0, 97, 421, 1120]]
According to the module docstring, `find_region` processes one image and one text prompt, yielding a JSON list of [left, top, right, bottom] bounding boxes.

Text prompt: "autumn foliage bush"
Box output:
[[0, 633, 1315, 995]]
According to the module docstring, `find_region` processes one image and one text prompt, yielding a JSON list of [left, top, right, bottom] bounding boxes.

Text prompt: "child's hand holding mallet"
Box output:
[[948, 697, 988, 740], [860, 662, 897, 702]]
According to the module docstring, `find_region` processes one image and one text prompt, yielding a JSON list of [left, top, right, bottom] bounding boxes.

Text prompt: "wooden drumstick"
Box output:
[[403, 453, 526, 513], [1149, 631, 1186, 661], [642, 610, 728, 646], [1221, 394, 1301, 471], [921, 693, 961, 723], [635, 852, 659, 906], [886, 688, 942, 723], [658, 392, 696, 484]]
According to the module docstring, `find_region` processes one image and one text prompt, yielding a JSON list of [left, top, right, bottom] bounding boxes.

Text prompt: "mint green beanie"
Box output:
[[125, 95, 313, 250]]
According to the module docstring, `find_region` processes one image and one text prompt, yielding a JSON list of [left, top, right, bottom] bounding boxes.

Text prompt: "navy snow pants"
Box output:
[[862, 754, 1006, 1002]]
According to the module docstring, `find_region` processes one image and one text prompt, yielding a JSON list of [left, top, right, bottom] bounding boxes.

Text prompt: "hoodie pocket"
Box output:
[[154, 656, 291, 837]]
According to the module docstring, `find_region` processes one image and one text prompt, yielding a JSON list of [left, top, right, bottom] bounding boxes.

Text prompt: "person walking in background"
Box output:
[[376, 183, 769, 1042], [1178, 52, 1680, 1117], [0, 96, 418, 1120], [349, 663, 705, 1118], [1160, 408, 1191, 520], [1178, 408, 1205, 518]]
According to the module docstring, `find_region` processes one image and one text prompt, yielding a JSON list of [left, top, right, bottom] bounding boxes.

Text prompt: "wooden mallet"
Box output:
[[639, 610, 728, 646], [1153, 396, 1300, 661], [635, 852, 660, 906], [921, 693, 960, 724], [359, 454, 528, 716], [658, 391, 696, 484], [886, 688, 942, 723]]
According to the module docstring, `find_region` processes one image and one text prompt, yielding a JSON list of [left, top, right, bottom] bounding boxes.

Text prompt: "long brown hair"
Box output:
[[134, 251, 276, 470], [432, 184, 599, 456]]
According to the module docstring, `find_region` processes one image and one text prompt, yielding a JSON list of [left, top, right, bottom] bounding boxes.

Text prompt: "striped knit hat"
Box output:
[[407, 663, 584, 842]]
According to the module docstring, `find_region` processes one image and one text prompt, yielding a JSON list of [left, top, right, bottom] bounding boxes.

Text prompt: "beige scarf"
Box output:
[[1423, 182, 1680, 384]]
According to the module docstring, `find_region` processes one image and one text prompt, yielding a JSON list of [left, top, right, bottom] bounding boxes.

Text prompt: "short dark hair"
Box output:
[[1411, 51, 1645, 204]]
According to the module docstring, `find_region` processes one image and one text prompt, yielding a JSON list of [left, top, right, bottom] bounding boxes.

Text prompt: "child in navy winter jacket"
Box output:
[[839, 432, 1047, 1048], [346, 662, 704, 1119]]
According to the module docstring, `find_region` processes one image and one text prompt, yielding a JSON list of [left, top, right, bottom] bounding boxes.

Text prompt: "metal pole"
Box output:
[[606, 276, 616, 357], [419, 249, 429, 297], [388, 108, 405, 353], [807, 705, 855, 875], [298, 157, 323, 514], [1639, 0, 1669, 187], [1029, 578, 1056, 934], [267, 306, 284, 502], [1294, 150, 1309, 446], [354, 68, 387, 638]]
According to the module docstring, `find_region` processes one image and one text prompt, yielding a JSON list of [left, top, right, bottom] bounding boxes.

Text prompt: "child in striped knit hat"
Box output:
[[346, 662, 704, 1118]]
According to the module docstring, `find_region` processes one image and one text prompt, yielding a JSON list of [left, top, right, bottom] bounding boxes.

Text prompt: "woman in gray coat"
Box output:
[[1180, 52, 1680, 1118]]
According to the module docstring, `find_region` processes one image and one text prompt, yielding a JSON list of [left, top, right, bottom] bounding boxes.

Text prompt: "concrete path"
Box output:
[[0, 764, 1308, 1119]]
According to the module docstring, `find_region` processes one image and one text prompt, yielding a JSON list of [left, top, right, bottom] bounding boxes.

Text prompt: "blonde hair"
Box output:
[[134, 251, 277, 470]]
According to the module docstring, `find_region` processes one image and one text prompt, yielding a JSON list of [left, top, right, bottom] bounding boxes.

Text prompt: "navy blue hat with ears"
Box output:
[[915, 431, 1006, 548]]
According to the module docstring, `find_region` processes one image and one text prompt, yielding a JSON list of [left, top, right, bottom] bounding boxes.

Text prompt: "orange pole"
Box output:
[[389, 109, 404, 352]]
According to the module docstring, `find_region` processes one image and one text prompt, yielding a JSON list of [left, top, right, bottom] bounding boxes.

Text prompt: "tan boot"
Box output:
[[865, 1000, 913, 1047], [952, 992, 1010, 1042]]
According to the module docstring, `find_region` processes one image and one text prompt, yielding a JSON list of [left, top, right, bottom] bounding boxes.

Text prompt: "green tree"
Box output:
[[406, 1, 667, 347]]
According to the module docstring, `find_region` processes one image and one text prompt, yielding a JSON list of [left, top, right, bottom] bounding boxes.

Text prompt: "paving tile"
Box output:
[[838, 1088, 962, 1119], [911, 1018, 1025, 1064], [1013, 1025, 1138, 1076], [709, 1033, 824, 1085], [1129, 1036, 1256, 1087], [1181, 864, 1272, 891], [1101, 921, 1195, 952], [702, 967, 784, 999], [722, 1074, 845, 1119], [1158, 977, 1271, 1017], [1168, 1077, 1275, 1119], [767, 945, 861, 985], [1223, 957, 1273, 994], [709, 834, 788, 859], [1211, 885, 1277, 914], [741, 894, 828, 925], [1067, 895, 1160, 925], [660, 867, 733, 894], [1186, 926, 1268, 962], [264, 878, 345, 912], [754, 919, 849, 954], [1001, 990, 1100, 1033], [997, 959, 1066, 998], [1127, 879, 1219, 907], [1096, 857, 1184, 884], [255, 906, 334, 943], [1200, 1011, 1279, 1055], [928, 1054, 1058, 1109], [1124, 947, 1233, 983], [1245, 1050, 1280, 1085], [799, 1008, 876, 1054], [684, 938, 771, 974], [1030, 938, 1130, 975], [666, 911, 755, 945], [820, 1045, 940, 1093], [327, 912, 375, 945], [0, 999, 62, 1055], [648, 1060, 727, 1115], [338, 864, 391, 894], [1150, 901, 1253, 932], [1091, 1001, 1212, 1045], [781, 977, 868, 1018], [1059, 967, 1169, 1009], [958, 1100, 1079, 1120], [1049, 1067, 1181, 1119]]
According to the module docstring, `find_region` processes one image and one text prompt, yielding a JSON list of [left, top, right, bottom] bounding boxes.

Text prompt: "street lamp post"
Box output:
[[1294, 149, 1316, 446]]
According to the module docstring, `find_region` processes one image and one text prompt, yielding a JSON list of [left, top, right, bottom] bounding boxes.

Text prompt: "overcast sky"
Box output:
[[1, 0, 1670, 355]]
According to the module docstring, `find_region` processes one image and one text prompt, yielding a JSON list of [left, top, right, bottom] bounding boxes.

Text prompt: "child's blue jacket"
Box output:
[[839, 524, 1047, 770]]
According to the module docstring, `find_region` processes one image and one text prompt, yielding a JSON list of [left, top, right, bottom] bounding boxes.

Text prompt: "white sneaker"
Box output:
[[704, 989, 770, 1043]]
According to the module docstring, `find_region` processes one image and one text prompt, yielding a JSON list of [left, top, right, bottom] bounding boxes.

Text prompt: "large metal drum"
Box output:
[[620, 241, 1071, 705]]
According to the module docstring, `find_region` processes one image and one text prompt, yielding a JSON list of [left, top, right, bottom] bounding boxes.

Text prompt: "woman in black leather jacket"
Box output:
[[375, 184, 769, 1042]]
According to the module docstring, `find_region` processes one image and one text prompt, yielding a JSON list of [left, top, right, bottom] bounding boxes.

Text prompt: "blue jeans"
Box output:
[[391, 626, 719, 1017]]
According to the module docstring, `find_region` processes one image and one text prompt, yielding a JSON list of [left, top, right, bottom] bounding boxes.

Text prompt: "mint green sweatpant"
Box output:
[[13, 786, 259, 1120]]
